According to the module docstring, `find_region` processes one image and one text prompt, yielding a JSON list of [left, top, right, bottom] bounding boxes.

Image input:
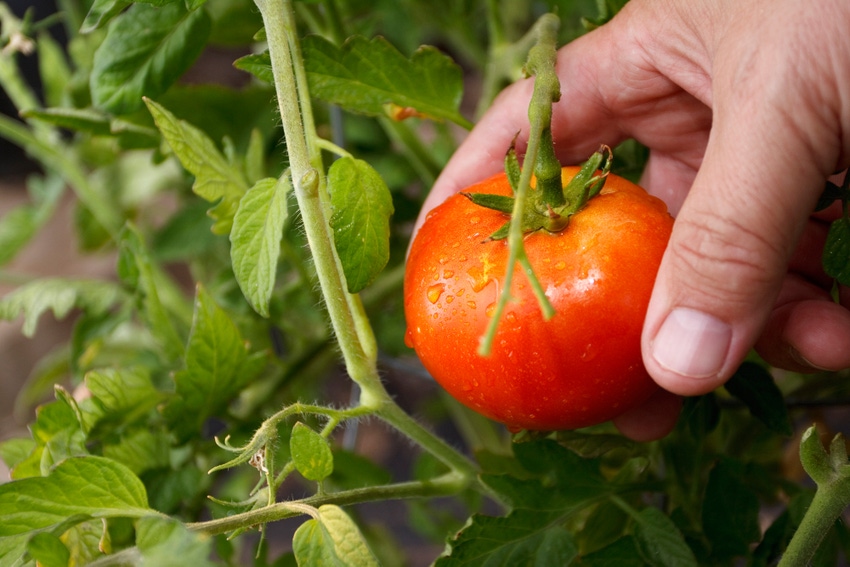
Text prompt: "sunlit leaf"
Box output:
[[290, 422, 334, 482], [0, 456, 149, 537], [230, 176, 290, 317], [145, 98, 249, 234], [327, 157, 394, 293], [292, 505, 379, 567], [135, 516, 214, 567], [0, 279, 124, 337]]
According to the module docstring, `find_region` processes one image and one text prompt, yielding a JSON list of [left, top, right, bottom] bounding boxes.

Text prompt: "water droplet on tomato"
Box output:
[[427, 283, 445, 304], [580, 343, 598, 362], [445, 295, 454, 304], [470, 216, 480, 224], [457, 288, 465, 296], [443, 270, 454, 278], [467, 265, 494, 293], [506, 312, 517, 323], [467, 300, 476, 309], [404, 328, 414, 348], [461, 381, 473, 392], [485, 303, 497, 317], [459, 255, 467, 262], [438, 255, 449, 264], [555, 261, 566, 270]]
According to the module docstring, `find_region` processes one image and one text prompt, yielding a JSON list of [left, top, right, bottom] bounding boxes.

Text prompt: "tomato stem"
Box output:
[[252, 0, 479, 507], [526, 13, 563, 209], [779, 427, 850, 566], [477, 14, 561, 356]]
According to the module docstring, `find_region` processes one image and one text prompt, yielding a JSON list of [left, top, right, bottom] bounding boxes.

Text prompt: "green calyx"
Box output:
[[463, 144, 613, 240], [458, 12, 611, 242]]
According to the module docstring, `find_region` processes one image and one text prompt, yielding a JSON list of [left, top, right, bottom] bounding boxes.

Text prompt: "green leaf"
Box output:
[[0, 438, 36, 471], [724, 361, 792, 436], [85, 367, 162, 423], [440, 441, 608, 564], [135, 516, 214, 567], [6, 399, 87, 480], [435, 509, 578, 566], [145, 98, 249, 234], [21, 107, 112, 136], [230, 176, 290, 317], [233, 53, 273, 84], [90, 2, 211, 114], [37, 32, 72, 109], [0, 456, 149, 537], [824, 217, 850, 285], [102, 428, 170, 476], [27, 532, 69, 567], [580, 537, 646, 567], [118, 224, 185, 362], [302, 35, 471, 128], [0, 278, 124, 337], [292, 505, 380, 567], [553, 431, 638, 459], [0, 534, 29, 567], [578, 500, 630, 555], [633, 507, 698, 567], [61, 520, 110, 566], [327, 157, 394, 292], [290, 422, 334, 482], [81, 0, 131, 33], [701, 459, 761, 559], [0, 174, 64, 267], [164, 286, 266, 440], [85, 367, 163, 426]]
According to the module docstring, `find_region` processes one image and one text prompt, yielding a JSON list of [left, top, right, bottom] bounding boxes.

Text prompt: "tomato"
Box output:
[[404, 167, 673, 431]]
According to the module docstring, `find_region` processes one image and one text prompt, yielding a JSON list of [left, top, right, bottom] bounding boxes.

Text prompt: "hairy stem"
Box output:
[[190, 471, 471, 536]]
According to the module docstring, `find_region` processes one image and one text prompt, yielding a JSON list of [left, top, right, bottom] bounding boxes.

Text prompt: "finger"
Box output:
[[642, 30, 842, 396], [612, 388, 682, 442], [756, 276, 850, 372]]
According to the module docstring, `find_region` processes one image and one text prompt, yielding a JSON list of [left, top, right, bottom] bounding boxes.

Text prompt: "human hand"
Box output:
[[416, 0, 850, 440]]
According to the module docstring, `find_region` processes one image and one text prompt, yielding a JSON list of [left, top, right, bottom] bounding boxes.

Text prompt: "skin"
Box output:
[[417, 0, 850, 440], [405, 168, 673, 431]]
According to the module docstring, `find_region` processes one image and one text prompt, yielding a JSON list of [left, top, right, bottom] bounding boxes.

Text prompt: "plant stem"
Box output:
[[780, 428, 850, 566], [190, 471, 470, 536], [253, 0, 478, 493], [376, 397, 479, 479], [779, 486, 850, 566], [255, 0, 377, 382]]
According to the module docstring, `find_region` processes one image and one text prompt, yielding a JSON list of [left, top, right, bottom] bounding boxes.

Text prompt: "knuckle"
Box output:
[[668, 210, 785, 307]]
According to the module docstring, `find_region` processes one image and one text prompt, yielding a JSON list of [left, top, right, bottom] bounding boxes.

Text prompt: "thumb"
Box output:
[[641, 61, 840, 397]]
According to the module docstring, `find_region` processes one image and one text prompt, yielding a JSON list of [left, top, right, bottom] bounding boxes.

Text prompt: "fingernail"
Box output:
[[652, 308, 731, 378], [789, 347, 833, 372]]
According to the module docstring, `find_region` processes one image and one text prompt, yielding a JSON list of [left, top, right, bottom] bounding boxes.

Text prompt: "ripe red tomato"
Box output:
[[404, 167, 673, 431]]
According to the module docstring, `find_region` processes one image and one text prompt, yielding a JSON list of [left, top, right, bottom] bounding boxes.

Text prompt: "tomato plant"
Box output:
[[405, 166, 673, 431], [0, 0, 849, 566]]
